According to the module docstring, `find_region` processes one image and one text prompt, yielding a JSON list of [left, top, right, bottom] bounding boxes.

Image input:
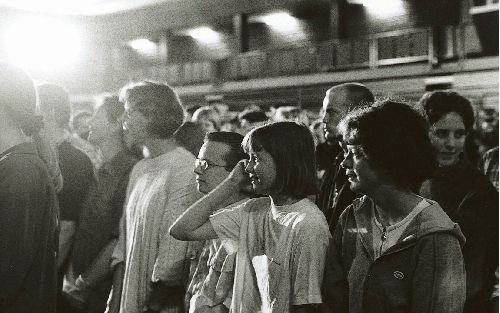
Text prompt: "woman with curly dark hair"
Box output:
[[322, 100, 466, 313]]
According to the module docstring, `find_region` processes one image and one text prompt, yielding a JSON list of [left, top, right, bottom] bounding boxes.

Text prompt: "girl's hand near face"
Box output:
[[226, 160, 252, 190]]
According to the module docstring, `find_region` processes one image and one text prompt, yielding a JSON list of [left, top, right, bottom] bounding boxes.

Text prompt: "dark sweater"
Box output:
[[0, 143, 59, 313], [420, 159, 499, 313]]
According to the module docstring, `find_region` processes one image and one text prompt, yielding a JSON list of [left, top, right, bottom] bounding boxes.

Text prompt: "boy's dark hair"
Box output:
[[242, 121, 318, 197], [338, 100, 437, 191], [238, 110, 268, 123], [205, 131, 247, 170], [416, 90, 474, 132], [119, 80, 185, 138]]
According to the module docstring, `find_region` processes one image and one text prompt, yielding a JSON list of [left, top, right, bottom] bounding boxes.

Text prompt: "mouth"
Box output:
[[249, 174, 260, 184], [439, 151, 457, 158]]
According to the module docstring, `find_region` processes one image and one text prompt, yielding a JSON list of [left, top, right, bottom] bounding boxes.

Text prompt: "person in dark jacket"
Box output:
[[416, 90, 499, 313], [0, 62, 59, 313], [322, 100, 466, 313], [316, 82, 374, 234]]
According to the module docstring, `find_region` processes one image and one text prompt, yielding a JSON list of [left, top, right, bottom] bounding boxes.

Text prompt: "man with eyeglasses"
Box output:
[[182, 131, 250, 313]]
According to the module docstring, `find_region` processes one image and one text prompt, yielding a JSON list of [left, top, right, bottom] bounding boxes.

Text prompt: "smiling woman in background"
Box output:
[[417, 91, 499, 313]]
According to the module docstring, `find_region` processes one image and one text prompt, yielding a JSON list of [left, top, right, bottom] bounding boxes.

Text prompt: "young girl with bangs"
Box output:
[[170, 121, 331, 313]]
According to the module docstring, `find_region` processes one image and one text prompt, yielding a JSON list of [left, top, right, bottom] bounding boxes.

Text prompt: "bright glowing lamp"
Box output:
[[3, 17, 81, 72], [361, 0, 405, 17], [260, 12, 299, 32], [188, 27, 220, 44], [127, 38, 158, 56]]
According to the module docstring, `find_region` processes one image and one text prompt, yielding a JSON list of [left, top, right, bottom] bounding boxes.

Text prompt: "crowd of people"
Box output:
[[0, 61, 498, 313]]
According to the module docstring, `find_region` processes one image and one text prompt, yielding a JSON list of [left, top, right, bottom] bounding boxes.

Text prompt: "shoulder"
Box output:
[[58, 141, 93, 169], [0, 151, 50, 191], [291, 199, 331, 237]]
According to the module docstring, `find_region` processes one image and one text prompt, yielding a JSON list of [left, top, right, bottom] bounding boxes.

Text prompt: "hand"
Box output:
[[226, 160, 252, 190]]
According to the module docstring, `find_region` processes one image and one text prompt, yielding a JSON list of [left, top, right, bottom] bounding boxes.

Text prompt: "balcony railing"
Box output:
[[122, 24, 485, 87]]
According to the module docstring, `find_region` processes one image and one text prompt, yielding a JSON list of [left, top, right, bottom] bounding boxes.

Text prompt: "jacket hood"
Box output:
[[352, 196, 466, 251]]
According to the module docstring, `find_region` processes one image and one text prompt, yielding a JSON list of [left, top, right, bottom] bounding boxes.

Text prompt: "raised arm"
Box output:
[[170, 160, 248, 241]]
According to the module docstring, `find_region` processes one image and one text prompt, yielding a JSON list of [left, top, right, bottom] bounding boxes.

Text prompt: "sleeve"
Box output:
[[110, 211, 126, 268], [109, 165, 139, 269], [151, 171, 202, 285], [320, 208, 352, 313], [209, 201, 247, 255], [412, 233, 466, 313], [109, 171, 133, 239], [0, 165, 47, 305], [460, 187, 499, 309], [58, 147, 94, 221], [290, 220, 331, 305]]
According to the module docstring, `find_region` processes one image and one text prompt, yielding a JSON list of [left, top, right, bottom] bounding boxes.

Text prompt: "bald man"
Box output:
[[317, 83, 374, 233]]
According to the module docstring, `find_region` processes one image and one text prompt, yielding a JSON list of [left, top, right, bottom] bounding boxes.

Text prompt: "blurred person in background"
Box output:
[[70, 110, 103, 171], [71, 110, 92, 140], [37, 83, 95, 312], [273, 106, 309, 125], [317, 82, 374, 234], [0, 62, 59, 313], [107, 81, 202, 313], [466, 107, 500, 166], [62, 95, 138, 313], [237, 109, 268, 135], [310, 119, 326, 146], [479, 146, 499, 191], [183, 131, 250, 313], [192, 106, 220, 133], [322, 100, 465, 313], [219, 115, 241, 133], [416, 90, 498, 313]]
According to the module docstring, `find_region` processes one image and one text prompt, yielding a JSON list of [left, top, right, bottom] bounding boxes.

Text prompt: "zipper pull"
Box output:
[[381, 226, 387, 241]]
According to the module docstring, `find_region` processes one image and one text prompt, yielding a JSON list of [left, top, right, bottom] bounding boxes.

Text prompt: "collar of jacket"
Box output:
[[350, 196, 466, 261]]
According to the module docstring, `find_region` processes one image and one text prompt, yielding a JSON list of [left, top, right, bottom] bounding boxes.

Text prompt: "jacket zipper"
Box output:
[[379, 226, 387, 256]]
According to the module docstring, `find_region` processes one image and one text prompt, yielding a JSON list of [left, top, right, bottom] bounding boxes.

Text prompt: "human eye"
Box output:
[[351, 146, 366, 159], [433, 129, 448, 139], [454, 130, 467, 139]]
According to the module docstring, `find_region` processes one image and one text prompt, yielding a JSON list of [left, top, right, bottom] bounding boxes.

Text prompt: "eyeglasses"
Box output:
[[195, 158, 227, 171]]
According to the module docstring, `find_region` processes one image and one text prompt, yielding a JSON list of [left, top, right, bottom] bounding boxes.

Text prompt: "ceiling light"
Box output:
[[127, 38, 158, 56], [260, 12, 299, 32], [3, 16, 81, 72], [359, 0, 405, 17], [188, 27, 220, 44]]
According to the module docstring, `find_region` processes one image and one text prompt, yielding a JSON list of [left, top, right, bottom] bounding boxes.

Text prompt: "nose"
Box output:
[[244, 159, 254, 174], [322, 112, 329, 124], [443, 134, 457, 149], [193, 164, 203, 175], [340, 152, 352, 169], [193, 159, 204, 174]]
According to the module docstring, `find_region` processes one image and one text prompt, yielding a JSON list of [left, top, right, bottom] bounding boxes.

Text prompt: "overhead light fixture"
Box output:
[[260, 12, 299, 32], [127, 38, 158, 56], [3, 16, 81, 72], [353, 0, 405, 17], [188, 27, 220, 44]]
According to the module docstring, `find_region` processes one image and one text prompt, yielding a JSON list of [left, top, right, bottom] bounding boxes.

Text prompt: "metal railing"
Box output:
[[119, 24, 487, 86]]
